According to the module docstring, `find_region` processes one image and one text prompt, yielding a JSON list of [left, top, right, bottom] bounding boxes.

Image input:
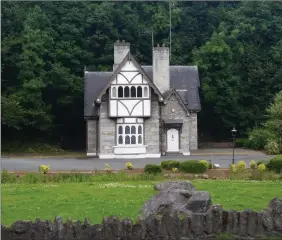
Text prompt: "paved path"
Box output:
[[1, 148, 270, 171]]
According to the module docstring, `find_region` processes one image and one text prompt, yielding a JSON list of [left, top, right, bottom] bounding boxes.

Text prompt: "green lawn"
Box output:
[[2, 180, 282, 226]]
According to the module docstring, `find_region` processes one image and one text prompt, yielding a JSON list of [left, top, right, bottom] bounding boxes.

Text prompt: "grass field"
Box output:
[[2, 180, 282, 226]]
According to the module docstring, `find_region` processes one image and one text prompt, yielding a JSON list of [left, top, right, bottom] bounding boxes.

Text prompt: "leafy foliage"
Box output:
[[179, 160, 207, 173], [160, 160, 180, 170], [1, 2, 282, 150], [144, 164, 162, 175]]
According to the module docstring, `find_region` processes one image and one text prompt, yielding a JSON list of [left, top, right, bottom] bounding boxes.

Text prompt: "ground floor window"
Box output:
[[117, 123, 143, 145]]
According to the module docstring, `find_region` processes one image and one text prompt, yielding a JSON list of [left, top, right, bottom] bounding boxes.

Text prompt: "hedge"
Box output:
[[160, 160, 180, 170], [267, 155, 282, 173], [179, 160, 208, 173], [144, 164, 162, 174]]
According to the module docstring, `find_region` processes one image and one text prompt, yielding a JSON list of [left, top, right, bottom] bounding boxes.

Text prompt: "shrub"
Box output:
[[258, 164, 266, 172], [249, 160, 257, 169], [246, 128, 274, 150], [200, 160, 209, 170], [265, 140, 281, 155], [104, 164, 111, 172], [144, 164, 162, 174], [39, 165, 50, 174], [172, 168, 179, 173], [126, 162, 133, 170], [179, 160, 207, 173], [230, 164, 237, 173], [236, 160, 246, 172], [267, 155, 282, 173], [160, 160, 180, 170]]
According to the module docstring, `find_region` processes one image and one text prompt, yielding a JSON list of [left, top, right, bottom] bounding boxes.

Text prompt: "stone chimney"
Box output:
[[113, 40, 130, 71], [153, 43, 170, 93]]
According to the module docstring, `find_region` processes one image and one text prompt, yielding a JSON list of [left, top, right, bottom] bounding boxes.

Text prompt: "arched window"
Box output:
[[144, 87, 148, 97], [131, 86, 136, 97], [118, 126, 123, 134], [138, 135, 142, 144], [125, 135, 130, 145], [131, 125, 136, 134], [131, 136, 136, 144], [112, 87, 117, 97], [124, 86, 130, 97], [118, 136, 123, 144], [125, 126, 130, 134], [138, 125, 142, 134], [118, 86, 123, 98], [137, 86, 142, 97]]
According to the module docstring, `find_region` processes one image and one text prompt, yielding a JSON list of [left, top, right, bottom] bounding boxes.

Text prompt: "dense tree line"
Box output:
[[1, 1, 282, 150]]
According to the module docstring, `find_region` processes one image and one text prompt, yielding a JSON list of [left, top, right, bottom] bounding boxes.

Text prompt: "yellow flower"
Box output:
[[172, 168, 178, 173], [230, 164, 237, 173], [258, 164, 266, 172], [39, 165, 50, 174]]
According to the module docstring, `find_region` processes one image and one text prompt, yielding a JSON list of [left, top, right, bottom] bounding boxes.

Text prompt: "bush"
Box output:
[[39, 165, 50, 174], [258, 164, 266, 172], [126, 162, 133, 170], [160, 160, 180, 170], [246, 128, 274, 150], [236, 160, 247, 172], [267, 155, 282, 173], [144, 164, 162, 174], [249, 160, 257, 169], [104, 164, 111, 172], [179, 160, 207, 173], [200, 160, 209, 169], [172, 168, 179, 173], [265, 140, 281, 155]]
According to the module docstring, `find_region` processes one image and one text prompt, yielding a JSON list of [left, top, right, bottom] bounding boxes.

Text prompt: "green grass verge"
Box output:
[[2, 180, 282, 226]]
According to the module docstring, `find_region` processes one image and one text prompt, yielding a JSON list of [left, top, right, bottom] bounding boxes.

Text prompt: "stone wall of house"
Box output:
[[99, 100, 115, 156], [161, 94, 190, 154], [189, 112, 198, 150], [2, 198, 282, 240], [144, 96, 160, 155], [86, 120, 97, 155]]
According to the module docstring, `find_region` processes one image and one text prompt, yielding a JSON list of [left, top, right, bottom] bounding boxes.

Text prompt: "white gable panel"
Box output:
[[117, 101, 130, 116], [122, 61, 138, 71], [142, 77, 148, 84], [110, 100, 117, 116], [119, 100, 140, 114], [130, 74, 142, 84], [143, 100, 151, 116], [124, 118, 136, 123], [112, 77, 117, 84], [117, 118, 123, 123], [116, 73, 128, 84], [131, 101, 143, 116]]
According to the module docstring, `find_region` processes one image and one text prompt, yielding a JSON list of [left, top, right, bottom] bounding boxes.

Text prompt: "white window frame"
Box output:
[[117, 123, 143, 146]]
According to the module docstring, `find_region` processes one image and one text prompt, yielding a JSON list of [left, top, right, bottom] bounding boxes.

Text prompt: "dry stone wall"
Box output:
[[2, 181, 282, 240]]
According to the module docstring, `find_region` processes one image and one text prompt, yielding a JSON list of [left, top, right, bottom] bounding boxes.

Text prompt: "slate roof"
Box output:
[[84, 66, 201, 117]]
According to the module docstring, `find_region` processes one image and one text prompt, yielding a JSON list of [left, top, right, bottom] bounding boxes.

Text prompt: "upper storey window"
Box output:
[[111, 85, 149, 99]]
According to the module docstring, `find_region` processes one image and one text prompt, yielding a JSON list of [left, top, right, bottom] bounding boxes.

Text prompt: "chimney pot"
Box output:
[[157, 43, 160, 47], [122, 40, 125, 43], [162, 43, 165, 47]]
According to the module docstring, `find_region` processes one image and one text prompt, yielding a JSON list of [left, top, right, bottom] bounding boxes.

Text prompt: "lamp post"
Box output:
[[231, 127, 237, 165]]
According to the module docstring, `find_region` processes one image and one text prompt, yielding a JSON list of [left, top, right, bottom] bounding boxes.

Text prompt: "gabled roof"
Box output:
[[163, 88, 190, 116], [84, 61, 201, 117], [96, 52, 163, 101]]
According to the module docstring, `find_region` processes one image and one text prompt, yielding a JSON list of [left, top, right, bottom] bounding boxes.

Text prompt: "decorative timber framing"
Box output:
[[97, 52, 163, 101]]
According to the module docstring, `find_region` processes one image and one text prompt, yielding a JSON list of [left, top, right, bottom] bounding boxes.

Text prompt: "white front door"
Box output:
[[167, 128, 179, 152]]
